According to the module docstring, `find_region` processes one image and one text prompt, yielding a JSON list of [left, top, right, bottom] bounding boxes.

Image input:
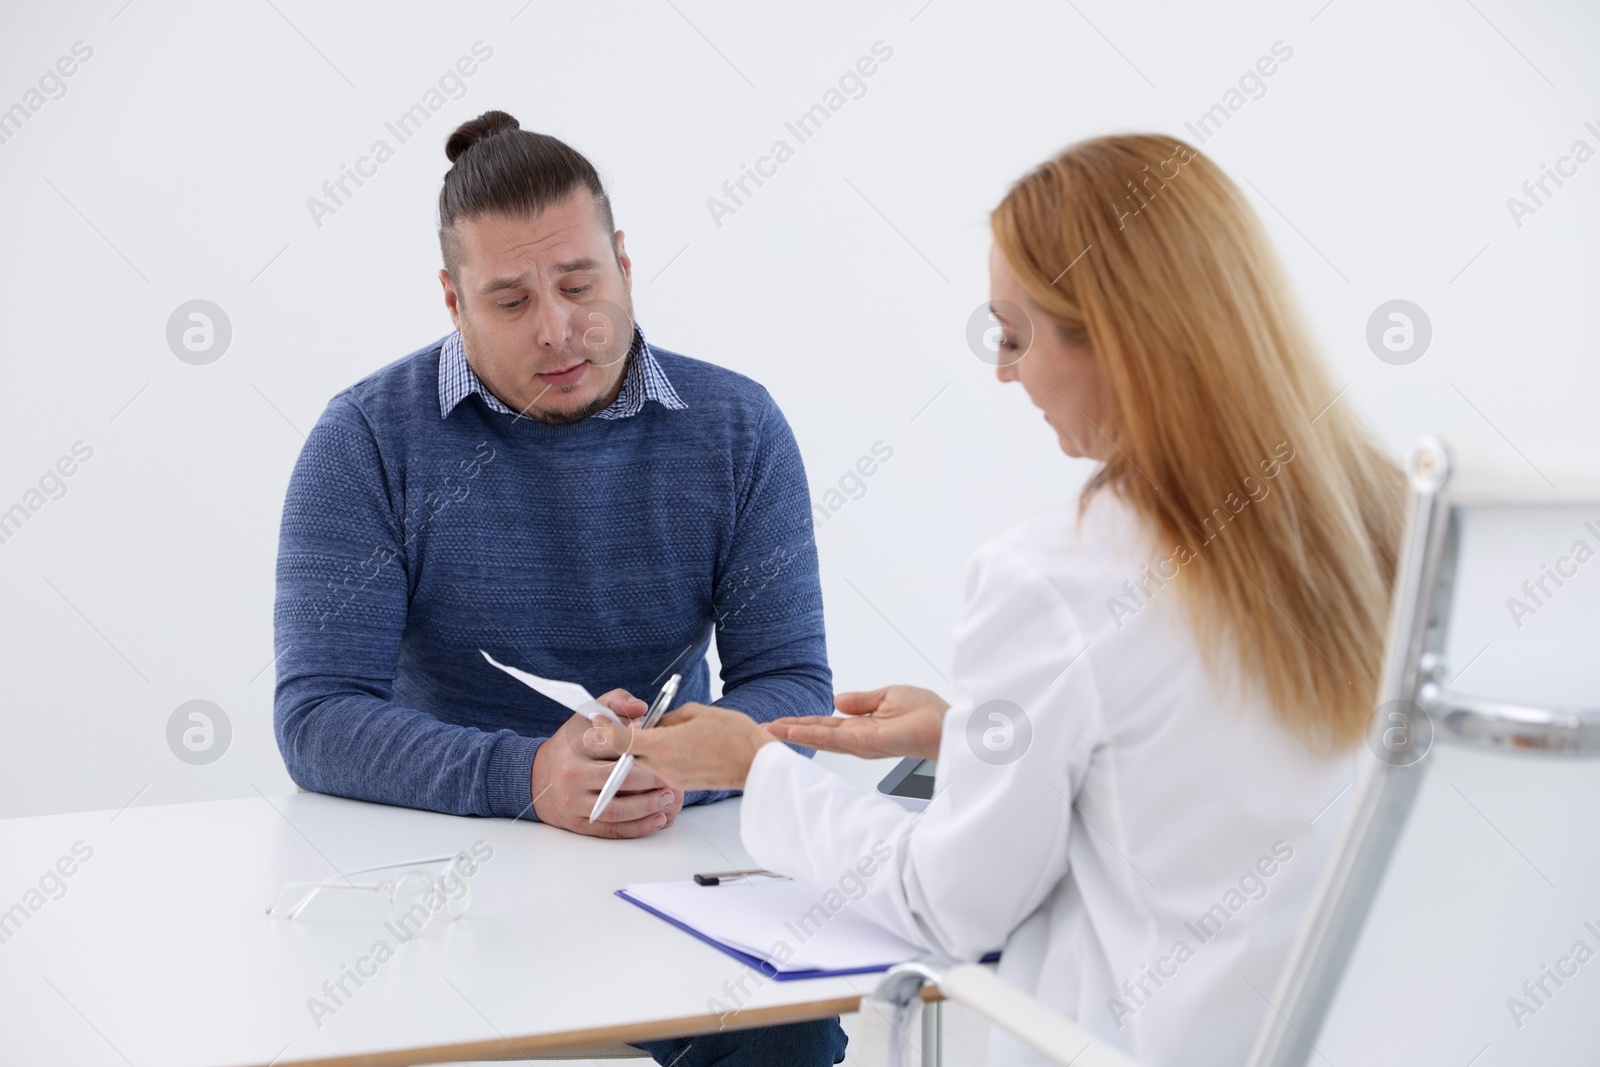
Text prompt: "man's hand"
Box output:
[[764, 685, 949, 762], [529, 688, 684, 838], [588, 703, 775, 792]]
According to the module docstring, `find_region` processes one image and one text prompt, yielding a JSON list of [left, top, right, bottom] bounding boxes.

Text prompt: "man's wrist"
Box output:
[[527, 737, 553, 822]]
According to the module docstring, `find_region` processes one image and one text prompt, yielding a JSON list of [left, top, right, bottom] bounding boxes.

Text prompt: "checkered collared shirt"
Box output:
[[438, 321, 687, 420]]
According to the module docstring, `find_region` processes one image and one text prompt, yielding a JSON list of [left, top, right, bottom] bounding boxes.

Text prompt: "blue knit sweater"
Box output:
[[272, 334, 831, 820]]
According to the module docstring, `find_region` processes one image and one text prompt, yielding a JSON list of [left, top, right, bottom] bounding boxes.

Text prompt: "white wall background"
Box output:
[[2, 3, 1598, 1061]]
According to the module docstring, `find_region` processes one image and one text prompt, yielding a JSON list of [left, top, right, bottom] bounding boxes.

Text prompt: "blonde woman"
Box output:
[[592, 134, 1406, 1066]]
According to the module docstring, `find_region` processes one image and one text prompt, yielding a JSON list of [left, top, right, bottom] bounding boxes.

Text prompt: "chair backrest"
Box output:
[[1247, 438, 1600, 1066]]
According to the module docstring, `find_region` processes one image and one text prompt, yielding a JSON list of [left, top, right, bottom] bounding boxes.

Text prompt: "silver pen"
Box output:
[[589, 673, 681, 823]]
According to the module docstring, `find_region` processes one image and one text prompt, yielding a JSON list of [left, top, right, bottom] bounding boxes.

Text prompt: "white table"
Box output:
[[0, 790, 916, 1066]]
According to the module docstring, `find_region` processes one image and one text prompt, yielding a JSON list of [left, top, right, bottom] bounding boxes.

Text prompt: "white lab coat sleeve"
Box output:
[[739, 537, 1107, 962]]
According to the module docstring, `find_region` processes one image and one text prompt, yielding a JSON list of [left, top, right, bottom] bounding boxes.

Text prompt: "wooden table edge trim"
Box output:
[[259, 986, 945, 1067]]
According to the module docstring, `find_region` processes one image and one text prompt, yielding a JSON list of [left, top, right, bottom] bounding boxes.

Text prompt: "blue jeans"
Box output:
[[630, 1015, 847, 1066]]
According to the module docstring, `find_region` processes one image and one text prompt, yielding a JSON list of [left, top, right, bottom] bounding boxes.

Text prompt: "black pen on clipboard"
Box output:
[[693, 868, 788, 886]]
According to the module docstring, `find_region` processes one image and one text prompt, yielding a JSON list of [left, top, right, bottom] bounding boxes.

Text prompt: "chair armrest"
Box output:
[[937, 963, 1141, 1067], [863, 958, 1142, 1067]]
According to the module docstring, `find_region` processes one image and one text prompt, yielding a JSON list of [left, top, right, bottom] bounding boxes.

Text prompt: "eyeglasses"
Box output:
[[266, 852, 474, 924]]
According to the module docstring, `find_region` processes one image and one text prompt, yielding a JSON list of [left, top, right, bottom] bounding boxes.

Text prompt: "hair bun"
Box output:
[[445, 110, 521, 163]]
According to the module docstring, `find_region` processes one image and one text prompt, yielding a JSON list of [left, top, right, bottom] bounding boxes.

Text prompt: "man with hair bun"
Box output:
[[272, 109, 845, 1066]]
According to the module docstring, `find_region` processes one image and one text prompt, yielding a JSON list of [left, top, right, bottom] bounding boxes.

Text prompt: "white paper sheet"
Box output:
[[479, 649, 624, 725], [620, 877, 925, 973]]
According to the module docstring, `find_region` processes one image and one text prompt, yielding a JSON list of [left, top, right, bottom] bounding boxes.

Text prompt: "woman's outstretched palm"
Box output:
[[765, 685, 949, 761]]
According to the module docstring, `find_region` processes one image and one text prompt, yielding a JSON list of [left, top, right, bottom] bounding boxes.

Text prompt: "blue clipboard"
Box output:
[[615, 888, 1000, 981]]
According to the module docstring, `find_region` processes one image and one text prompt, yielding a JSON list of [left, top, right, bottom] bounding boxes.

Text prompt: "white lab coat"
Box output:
[[740, 488, 1356, 1067]]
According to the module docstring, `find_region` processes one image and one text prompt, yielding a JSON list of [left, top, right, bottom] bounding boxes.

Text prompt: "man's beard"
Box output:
[[522, 381, 617, 426], [461, 318, 632, 426]]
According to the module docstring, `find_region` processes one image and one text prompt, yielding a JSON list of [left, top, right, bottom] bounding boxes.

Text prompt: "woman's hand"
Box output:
[[764, 685, 949, 762], [587, 703, 776, 792]]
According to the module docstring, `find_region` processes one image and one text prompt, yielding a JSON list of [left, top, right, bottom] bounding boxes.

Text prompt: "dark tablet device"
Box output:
[[877, 757, 936, 807]]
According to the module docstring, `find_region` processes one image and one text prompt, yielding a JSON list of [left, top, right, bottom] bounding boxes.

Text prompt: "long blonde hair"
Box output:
[[991, 134, 1407, 752]]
